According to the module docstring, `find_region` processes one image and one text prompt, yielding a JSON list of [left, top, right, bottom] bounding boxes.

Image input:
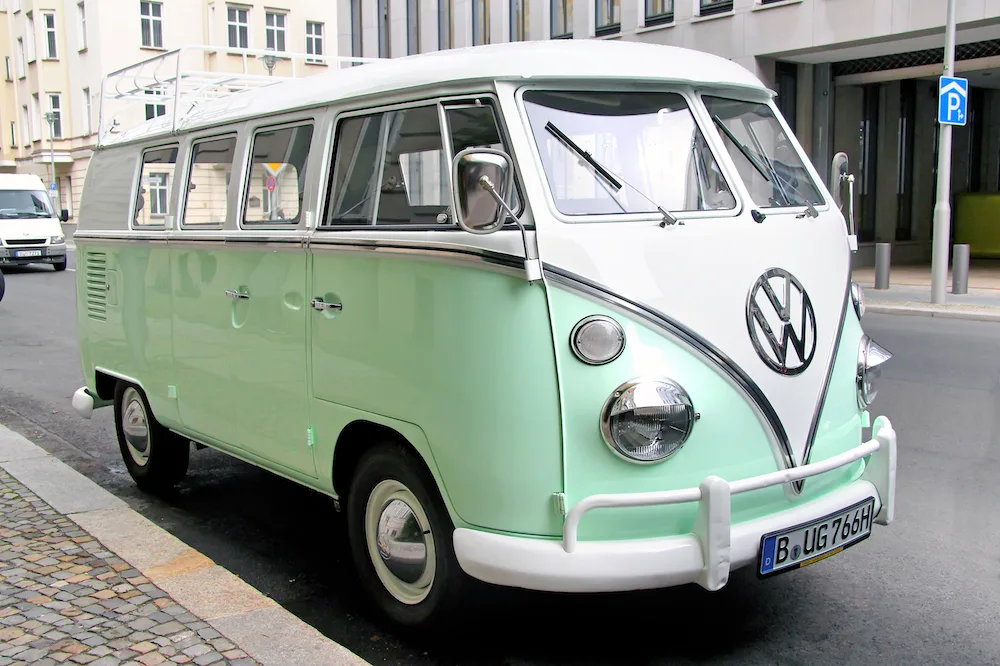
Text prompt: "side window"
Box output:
[[243, 123, 314, 225], [445, 104, 520, 211], [182, 136, 237, 227], [134, 145, 177, 227]]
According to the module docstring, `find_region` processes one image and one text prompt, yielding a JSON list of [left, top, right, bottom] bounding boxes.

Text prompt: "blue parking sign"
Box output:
[[938, 76, 968, 126]]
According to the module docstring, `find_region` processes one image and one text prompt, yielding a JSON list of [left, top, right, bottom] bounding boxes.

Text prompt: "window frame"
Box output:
[[9, 121, 16, 148], [510, 0, 527, 41], [472, 0, 490, 45], [130, 143, 179, 230], [550, 0, 571, 38], [77, 1, 87, 51], [407, 0, 420, 54], [699, 0, 733, 17], [179, 132, 240, 230], [594, 0, 619, 36], [305, 21, 324, 63], [239, 118, 318, 230], [227, 5, 250, 50], [644, 0, 673, 27], [350, 0, 362, 57], [48, 93, 62, 138], [438, 0, 452, 49], [319, 93, 526, 233], [43, 12, 57, 59], [264, 10, 287, 52], [16, 38, 25, 78], [139, 0, 163, 49], [82, 87, 91, 134]]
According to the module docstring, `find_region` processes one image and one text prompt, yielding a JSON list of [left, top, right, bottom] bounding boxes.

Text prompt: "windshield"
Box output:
[[702, 95, 824, 209], [522, 90, 736, 218], [0, 189, 55, 219]]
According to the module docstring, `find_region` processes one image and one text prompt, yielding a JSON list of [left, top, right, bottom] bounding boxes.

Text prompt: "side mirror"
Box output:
[[451, 148, 513, 235], [831, 152, 858, 253], [60, 209, 69, 222]]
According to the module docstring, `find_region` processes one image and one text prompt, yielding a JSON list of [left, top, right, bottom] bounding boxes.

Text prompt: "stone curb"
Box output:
[[0, 423, 371, 666], [866, 300, 1000, 322]]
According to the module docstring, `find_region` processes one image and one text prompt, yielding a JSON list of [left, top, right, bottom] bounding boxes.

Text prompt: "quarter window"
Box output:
[[140, 1, 163, 48], [134, 145, 177, 226], [182, 136, 237, 227], [243, 124, 314, 225]]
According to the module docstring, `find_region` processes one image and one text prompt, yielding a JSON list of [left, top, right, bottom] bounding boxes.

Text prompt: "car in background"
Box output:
[[0, 174, 68, 272]]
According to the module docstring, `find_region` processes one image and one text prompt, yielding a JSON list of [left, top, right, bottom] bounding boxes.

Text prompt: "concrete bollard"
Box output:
[[874, 243, 891, 290], [952, 244, 970, 295]]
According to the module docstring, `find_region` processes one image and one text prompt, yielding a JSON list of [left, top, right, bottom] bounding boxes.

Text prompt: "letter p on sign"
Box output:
[[938, 76, 968, 126]]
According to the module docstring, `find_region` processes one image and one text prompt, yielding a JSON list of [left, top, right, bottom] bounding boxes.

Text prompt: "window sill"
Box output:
[[595, 24, 621, 38], [636, 17, 675, 34], [42, 57, 59, 62], [140, 46, 167, 52], [752, 0, 803, 12], [691, 9, 734, 23], [304, 60, 328, 66], [597, 31, 621, 40]]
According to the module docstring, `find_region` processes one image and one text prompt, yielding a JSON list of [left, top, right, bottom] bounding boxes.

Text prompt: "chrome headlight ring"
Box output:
[[857, 335, 892, 409], [600, 378, 698, 464]]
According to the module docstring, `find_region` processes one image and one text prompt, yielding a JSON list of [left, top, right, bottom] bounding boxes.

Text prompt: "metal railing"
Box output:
[[97, 45, 380, 146]]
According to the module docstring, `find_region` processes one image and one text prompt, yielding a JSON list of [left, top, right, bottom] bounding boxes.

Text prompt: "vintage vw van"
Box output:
[[72, 40, 896, 628]]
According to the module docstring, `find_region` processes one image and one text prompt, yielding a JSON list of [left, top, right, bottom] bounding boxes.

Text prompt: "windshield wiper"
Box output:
[[711, 115, 773, 185], [743, 121, 793, 206], [544, 121, 679, 227]]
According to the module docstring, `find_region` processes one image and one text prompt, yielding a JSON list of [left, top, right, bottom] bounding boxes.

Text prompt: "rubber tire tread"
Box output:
[[114, 382, 189, 492]]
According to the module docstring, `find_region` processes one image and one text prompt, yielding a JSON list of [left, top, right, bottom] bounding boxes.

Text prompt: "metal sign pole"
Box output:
[[930, 0, 958, 304]]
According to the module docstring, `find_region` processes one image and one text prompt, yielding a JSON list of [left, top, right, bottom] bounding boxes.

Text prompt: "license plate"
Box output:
[[15, 249, 42, 258], [758, 497, 875, 578]]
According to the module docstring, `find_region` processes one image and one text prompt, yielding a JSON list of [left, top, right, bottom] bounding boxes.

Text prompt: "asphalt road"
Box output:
[[2, 255, 999, 665]]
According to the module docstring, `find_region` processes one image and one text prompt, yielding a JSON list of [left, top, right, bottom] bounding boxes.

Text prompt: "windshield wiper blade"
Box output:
[[711, 115, 772, 184], [544, 121, 679, 227]]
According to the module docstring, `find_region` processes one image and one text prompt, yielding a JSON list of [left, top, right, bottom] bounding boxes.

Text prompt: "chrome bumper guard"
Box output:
[[561, 416, 897, 592]]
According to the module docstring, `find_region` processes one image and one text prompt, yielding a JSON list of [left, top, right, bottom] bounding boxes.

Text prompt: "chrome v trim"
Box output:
[[542, 264, 795, 473], [795, 269, 853, 493]]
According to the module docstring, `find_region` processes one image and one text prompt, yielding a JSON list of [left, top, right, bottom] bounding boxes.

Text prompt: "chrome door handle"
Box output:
[[311, 297, 342, 311], [225, 289, 249, 300]]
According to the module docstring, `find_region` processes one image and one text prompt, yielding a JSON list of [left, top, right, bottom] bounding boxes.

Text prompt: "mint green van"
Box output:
[[72, 40, 897, 628]]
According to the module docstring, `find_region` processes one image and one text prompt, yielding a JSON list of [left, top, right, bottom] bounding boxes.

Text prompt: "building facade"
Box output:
[[0, 0, 339, 220]]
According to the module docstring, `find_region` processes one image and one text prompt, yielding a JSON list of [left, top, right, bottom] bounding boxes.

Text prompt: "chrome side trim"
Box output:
[[542, 265, 793, 471], [796, 274, 852, 493]]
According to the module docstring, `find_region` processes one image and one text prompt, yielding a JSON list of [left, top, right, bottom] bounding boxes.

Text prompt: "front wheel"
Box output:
[[114, 382, 189, 491], [346, 442, 467, 629], [53, 258, 67, 272]]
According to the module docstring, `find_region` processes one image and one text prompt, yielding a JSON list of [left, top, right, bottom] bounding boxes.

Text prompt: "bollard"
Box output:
[[874, 243, 891, 290], [952, 244, 970, 295]]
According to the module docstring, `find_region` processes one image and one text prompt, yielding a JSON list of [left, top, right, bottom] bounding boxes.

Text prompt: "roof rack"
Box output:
[[97, 45, 378, 146]]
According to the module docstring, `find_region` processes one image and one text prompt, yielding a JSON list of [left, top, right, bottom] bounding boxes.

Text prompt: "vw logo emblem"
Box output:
[[746, 268, 817, 375]]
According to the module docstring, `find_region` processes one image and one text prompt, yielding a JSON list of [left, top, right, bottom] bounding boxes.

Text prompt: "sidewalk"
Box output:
[[0, 424, 369, 666], [853, 261, 1000, 322]]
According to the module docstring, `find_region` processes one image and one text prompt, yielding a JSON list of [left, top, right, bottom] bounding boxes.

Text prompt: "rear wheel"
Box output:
[[114, 382, 189, 491], [53, 258, 67, 272], [0, 271, 5, 302], [346, 442, 466, 629]]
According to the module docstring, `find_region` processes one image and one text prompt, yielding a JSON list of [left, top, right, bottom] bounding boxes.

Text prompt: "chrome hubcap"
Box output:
[[121, 387, 150, 466], [365, 480, 435, 605]]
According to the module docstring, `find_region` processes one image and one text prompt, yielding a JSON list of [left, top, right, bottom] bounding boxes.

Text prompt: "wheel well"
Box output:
[[332, 420, 436, 502], [94, 371, 118, 402]]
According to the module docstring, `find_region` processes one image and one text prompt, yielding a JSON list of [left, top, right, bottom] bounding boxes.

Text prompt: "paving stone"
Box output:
[[0, 471, 261, 666]]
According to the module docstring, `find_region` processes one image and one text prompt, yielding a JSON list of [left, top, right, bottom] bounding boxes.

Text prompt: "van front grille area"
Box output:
[[4, 238, 46, 246], [85, 252, 108, 321]]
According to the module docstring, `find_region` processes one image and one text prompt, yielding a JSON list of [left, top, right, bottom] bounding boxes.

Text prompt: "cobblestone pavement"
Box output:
[[0, 469, 261, 666]]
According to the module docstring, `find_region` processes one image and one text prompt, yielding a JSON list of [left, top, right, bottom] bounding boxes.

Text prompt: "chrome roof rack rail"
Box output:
[[97, 45, 378, 146]]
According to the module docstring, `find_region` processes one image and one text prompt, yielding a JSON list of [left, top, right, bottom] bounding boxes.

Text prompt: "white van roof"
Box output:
[[0, 174, 47, 191], [102, 40, 770, 148]]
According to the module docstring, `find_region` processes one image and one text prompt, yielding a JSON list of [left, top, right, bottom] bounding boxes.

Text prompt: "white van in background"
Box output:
[[0, 174, 68, 271]]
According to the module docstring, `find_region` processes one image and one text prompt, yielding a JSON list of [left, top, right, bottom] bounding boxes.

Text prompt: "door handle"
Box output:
[[311, 297, 342, 311], [225, 289, 249, 300]]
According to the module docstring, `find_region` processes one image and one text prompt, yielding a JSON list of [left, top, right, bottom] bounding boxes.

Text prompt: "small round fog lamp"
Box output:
[[570, 315, 625, 365]]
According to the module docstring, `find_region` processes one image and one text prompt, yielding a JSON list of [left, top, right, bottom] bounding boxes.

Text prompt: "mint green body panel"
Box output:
[[309, 249, 564, 536], [546, 285, 865, 541]]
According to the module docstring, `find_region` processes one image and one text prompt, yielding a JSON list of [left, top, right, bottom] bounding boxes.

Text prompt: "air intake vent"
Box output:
[[85, 252, 108, 321]]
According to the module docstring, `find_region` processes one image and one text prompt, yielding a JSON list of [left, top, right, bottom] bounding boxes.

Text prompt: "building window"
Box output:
[[510, 0, 527, 41], [9, 122, 16, 148], [82, 87, 91, 134], [43, 13, 57, 58], [595, 0, 619, 35], [140, 1, 163, 48], [305, 21, 323, 62], [472, 0, 489, 45], [48, 94, 62, 138], [21, 105, 30, 146], [407, 0, 419, 54], [265, 11, 286, 51], [551, 0, 571, 38], [147, 173, 168, 215], [145, 89, 165, 119], [31, 93, 40, 141], [16, 38, 24, 76], [378, 0, 390, 57], [699, 0, 732, 16], [350, 0, 362, 57], [438, 0, 452, 49], [227, 6, 248, 49], [4, 56, 10, 81], [77, 1, 87, 50], [895, 79, 916, 242], [26, 14, 36, 62], [644, 0, 672, 26]]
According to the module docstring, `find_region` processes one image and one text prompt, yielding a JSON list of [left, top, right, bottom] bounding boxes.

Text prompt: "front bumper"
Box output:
[[454, 416, 897, 593], [0, 245, 66, 264]]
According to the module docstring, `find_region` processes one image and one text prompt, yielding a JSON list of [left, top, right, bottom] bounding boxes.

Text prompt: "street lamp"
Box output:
[[42, 111, 57, 200], [261, 53, 277, 76]]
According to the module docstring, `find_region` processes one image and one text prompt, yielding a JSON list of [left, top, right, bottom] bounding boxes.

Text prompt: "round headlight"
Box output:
[[570, 315, 625, 365], [857, 335, 892, 408], [600, 379, 697, 464], [851, 282, 866, 319]]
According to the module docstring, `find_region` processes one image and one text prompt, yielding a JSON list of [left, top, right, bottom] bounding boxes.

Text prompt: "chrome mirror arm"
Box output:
[[842, 173, 858, 253], [479, 176, 543, 284]]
